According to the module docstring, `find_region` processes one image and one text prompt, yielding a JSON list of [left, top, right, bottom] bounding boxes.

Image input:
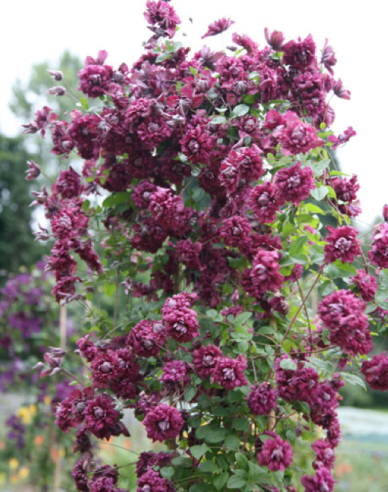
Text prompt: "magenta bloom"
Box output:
[[143, 404, 184, 442], [176, 239, 202, 270], [250, 182, 284, 224], [275, 357, 319, 404], [202, 18, 235, 39], [247, 382, 277, 415], [161, 361, 188, 385], [264, 28, 285, 51], [321, 39, 337, 74], [219, 216, 252, 248], [128, 320, 166, 358], [333, 79, 350, 99], [350, 270, 377, 302], [84, 394, 122, 439], [361, 353, 388, 391], [328, 127, 356, 150], [283, 34, 316, 69], [257, 435, 293, 471], [137, 468, 169, 492], [275, 112, 324, 156], [319, 290, 372, 356], [324, 225, 361, 264], [211, 355, 248, 390], [192, 344, 222, 380], [144, 0, 181, 38], [369, 223, 388, 268], [301, 468, 335, 492], [274, 163, 315, 206], [312, 439, 335, 470], [251, 248, 284, 294], [78, 51, 113, 98], [180, 125, 216, 165], [162, 293, 199, 343]]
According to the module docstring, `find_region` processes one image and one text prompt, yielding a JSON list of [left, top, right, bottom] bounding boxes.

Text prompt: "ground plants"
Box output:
[[23, 1, 388, 491]]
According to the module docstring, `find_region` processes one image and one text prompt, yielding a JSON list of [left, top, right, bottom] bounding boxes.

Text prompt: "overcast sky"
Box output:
[[1, 0, 386, 226]]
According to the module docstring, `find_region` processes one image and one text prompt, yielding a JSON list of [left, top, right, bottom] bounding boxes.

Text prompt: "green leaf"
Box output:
[[311, 159, 330, 177], [282, 222, 297, 237], [235, 453, 249, 471], [280, 359, 297, 371], [248, 462, 265, 483], [232, 104, 250, 118], [304, 203, 326, 214], [340, 372, 366, 390], [212, 116, 227, 124], [214, 472, 229, 490], [289, 236, 308, 257], [82, 199, 90, 212], [172, 457, 192, 468], [379, 269, 388, 290], [199, 461, 220, 473], [184, 386, 197, 402], [310, 186, 329, 201], [227, 473, 247, 489], [103, 283, 116, 298], [190, 444, 210, 460], [79, 97, 89, 110], [198, 427, 226, 444], [160, 467, 175, 479], [234, 312, 252, 325], [326, 260, 357, 279], [224, 435, 239, 450]]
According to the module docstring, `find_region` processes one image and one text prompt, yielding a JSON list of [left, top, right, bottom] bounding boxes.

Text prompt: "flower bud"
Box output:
[[48, 86, 66, 96], [33, 224, 50, 241], [47, 69, 63, 81], [25, 160, 41, 180], [383, 204, 388, 222], [264, 28, 285, 51]]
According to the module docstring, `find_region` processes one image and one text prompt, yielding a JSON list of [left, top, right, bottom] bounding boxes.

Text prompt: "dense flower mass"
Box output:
[[22, 3, 385, 492]]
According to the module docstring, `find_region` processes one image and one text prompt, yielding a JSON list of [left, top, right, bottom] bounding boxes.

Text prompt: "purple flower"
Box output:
[[324, 226, 361, 264], [162, 293, 199, 343], [25, 160, 41, 180], [274, 163, 315, 206], [202, 18, 235, 39], [350, 270, 377, 302], [211, 355, 248, 390], [283, 34, 316, 69], [369, 223, 388, 268], [250, 182, 284, 224], [192, 344, 222, 380], [144, 0, 181, 38], [301, 468, 335, 492], [128, 320, 166, 357], [137, 467, 169, 492], [321, 39, 337, 74], [247, 382, 277, 415], [264, 28, 285, 51], [219, 216, 252, 249], [361, 353, 388, 391], [275, 113, 324, 156], [246, 248, 284, 296], [333, 79, 350, 99], [143, 403, 184, 442], [319, 290, 372, 356], [84, 394, 123, 439], [257, 434, 293, 471], [312, 439, 335, 470]]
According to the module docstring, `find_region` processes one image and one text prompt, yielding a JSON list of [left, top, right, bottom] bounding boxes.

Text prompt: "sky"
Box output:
[[1, 0, 386, 226]]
